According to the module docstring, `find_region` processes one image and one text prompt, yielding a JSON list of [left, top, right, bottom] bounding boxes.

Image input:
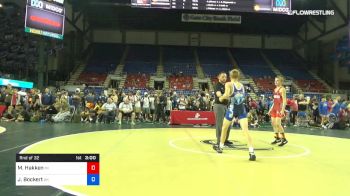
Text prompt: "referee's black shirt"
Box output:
[[214, 82, 229, 105]]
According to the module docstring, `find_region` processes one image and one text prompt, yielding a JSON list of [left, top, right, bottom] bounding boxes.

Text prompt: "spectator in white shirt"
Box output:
[[134, 91, 142, 121], [149, 93, 155, 121], [179, 94, 187, 110], [101, 98, 117, 123], [118, 98, 135, 125], [165, 97, 172, 120], [142, 92, 151, 121]]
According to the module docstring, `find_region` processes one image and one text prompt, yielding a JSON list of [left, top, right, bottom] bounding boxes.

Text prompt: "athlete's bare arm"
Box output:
[[219, 82, 232, 102], [280, 87, 287, 114]]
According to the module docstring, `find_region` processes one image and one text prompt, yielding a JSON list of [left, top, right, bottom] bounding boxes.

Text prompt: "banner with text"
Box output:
[[181, 13, 241, 24]]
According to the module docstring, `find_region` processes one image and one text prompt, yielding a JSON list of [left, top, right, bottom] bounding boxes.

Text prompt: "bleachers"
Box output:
[[231, 48, 275, 92], [169, 76, 193, 90], [198, 47, 233, 77], [77, 73, 107, 86], [163, 46, 196, 76], [164, 63, 196, 76], [254, 78, 275, 93], [263, 50, 313, 79], [198, 47, 231, 64], [201, 64, 233, 77], [124, 74, 150, 89], [78, 44, 124, 85], [263, 49, 328, 92], [232, 48, 275, 78], [163, 46, 194, 63], [72, 44, 330, 93], [123, 45, 158, 74], [296, 80, 327, 93], [124, 62, 157, 75]]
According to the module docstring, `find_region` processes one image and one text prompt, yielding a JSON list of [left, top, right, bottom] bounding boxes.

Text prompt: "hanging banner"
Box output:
[[181, 13, 241, 24]]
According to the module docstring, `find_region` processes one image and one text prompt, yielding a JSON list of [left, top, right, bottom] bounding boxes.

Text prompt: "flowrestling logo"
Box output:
[[288, 10, 335, 16]]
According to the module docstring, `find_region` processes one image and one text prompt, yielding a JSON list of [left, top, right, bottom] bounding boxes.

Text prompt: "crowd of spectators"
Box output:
[[0, 84, 349, 129]]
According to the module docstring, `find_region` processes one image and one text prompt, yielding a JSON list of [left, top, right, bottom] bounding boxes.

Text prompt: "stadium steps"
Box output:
[[260, 51, 303, 94], [114, 64, 125, 76], [239, 78, 258, 100], [193, 77, 200, 90], [227, 49, 245, 78], [156, 64, 164, 77], [195, 65, 205, 79], [103, 75, 111, 87], [194, 49, 205, 78], [308, 70, 332, 92], [119, 45, 129, 66], [119, 74, 127, 89], [67, 63, 86, 85], [157, 47, 164, 77], [149, 76, 155, 89], [248, 92, 258, 100], [207, 78, 214, 91], [246, 77, 259, 93], [113, 46, 129, 76], [164, 78, 169, 89]]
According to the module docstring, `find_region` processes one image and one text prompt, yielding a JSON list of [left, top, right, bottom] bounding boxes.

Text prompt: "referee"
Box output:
[[213, 72, 232, 147]]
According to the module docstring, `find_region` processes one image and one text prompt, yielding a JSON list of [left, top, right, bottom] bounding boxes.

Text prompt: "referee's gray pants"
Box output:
[[214, 104, 231, 144]]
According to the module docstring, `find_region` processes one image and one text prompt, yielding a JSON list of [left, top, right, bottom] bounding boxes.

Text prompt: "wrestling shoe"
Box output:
[[213, 145, 223, 153], [249, 152, 256, 161], [224, 141, 234, 146], [271, 138, 281, 145], [278, 138, 288, 146]]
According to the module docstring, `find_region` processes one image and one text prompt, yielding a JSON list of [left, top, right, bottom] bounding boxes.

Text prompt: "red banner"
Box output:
[[170, 111, 216, 125]]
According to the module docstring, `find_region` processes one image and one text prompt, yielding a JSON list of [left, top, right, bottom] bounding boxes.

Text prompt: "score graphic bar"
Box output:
[[16, 154, 100, 186]]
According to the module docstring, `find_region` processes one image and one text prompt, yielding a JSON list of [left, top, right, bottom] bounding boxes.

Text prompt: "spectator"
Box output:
[[155, 91, 166, 123], [41, 88, 54, 107], [85, 91, 96, 110], [52, 97, 70, 123], [1, 106, 17, 121], [118, 98, 135, 125], [288, 97, 298, 126], [149, 93, 155, 121], [178, 94, 187, 111], [331, 96, 341, 116], [165, 97, 172, 120], [142, 92, 151, 122], [101, 98, 117, 124]]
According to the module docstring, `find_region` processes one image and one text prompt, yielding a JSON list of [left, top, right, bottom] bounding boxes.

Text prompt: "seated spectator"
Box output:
[[41, 88, 54, 107], [85, 92, 95, 109], [81, 107, 91, 122], [1, 106, 17, 122], [118, 98, 135, 125], [247, 110, 259, 128], [15, 106, 31, 122], [90, 100, 103, 123], [52, 97, 70, 123], [101, 98, 117, 124]]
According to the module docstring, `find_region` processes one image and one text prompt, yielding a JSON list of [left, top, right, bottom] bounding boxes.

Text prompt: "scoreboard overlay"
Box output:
[[16, 154, 100, 186]]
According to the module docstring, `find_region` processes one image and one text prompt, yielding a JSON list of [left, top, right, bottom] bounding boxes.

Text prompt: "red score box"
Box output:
[[87, 162, 99, 174]]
